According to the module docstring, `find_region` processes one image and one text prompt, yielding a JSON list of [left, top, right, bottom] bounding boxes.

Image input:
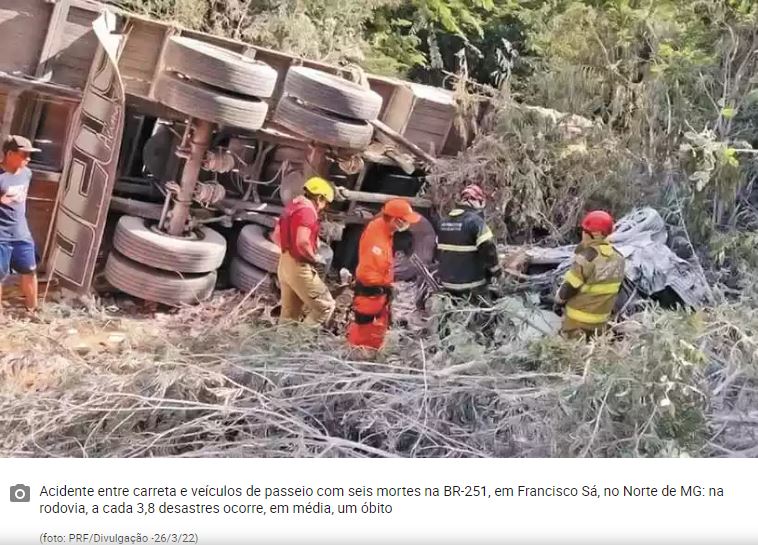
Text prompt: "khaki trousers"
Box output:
[[560, 316, 606, 340], [277, 252, 335, 325]]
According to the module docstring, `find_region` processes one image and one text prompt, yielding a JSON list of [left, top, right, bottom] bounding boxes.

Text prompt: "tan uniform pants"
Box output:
[[277, 252, 335, 325], [561, 316, 606, 340]]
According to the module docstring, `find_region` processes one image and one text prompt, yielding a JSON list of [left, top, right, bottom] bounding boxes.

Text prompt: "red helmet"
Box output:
[[460, 184, 485, 203], [581, 210, 614, 236]]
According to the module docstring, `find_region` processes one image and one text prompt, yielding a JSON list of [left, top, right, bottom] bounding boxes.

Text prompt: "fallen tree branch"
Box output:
[[370, 119, 439, 166]]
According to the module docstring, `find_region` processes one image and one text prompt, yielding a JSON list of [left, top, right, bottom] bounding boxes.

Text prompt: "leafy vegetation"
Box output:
[[423, 1, 757, 252], [2, 0, 758, 461], [104, 0, 758, 296]]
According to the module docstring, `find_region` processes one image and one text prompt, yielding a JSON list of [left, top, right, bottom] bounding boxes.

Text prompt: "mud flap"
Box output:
[[51, 10, 125, 293]]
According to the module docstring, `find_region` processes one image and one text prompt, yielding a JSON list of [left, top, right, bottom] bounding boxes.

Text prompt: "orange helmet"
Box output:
[[383, 198, 421, 224], [581, 210, 614, 236]]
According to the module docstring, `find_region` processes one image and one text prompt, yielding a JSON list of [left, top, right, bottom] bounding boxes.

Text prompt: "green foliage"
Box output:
[[428, 99, 641, 242], [207, 0, 398, 63], [709, 231, 758, 290], [496, 0, 758, 242], [531, 309, 713, 457], [368, 0, 515, 76], [108, 0, 208, 28], [109, 0, 523, 76], [109, 0, 399, 63], [110, 0, 758, 250], [680, 129, 742, 193]]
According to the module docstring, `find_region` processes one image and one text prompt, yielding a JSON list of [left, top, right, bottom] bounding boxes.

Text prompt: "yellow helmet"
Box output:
[[303, 176, 335, 203]]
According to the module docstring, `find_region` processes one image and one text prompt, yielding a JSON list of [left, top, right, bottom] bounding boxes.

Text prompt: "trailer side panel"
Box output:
[[0, 1, 52, 76], [119, 20, 166, 98], [51, 6, 100, 89]]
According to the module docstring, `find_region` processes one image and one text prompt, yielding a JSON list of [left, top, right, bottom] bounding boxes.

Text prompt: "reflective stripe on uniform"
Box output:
[[597, 244, 614, 257], [442, 279, 487, 290], [438, 243, 478, 252], [565, 306, 610, 324], [564, 270, 584, 289], [579, 281, 621, 295], [476, 228, 494, 246]]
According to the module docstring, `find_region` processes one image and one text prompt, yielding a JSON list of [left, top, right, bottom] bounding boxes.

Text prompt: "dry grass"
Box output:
[[1, 282, 756, 458], [426, 94, 646, 244]]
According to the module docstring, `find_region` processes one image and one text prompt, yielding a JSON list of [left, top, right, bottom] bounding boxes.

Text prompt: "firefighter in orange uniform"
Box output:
[[347, 198, 421, 350]]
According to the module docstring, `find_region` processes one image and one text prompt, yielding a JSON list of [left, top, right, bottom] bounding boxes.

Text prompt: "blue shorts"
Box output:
[[0, 240, 37, 281]]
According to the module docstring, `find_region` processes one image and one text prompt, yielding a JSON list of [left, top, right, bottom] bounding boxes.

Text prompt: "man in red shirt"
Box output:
[[347, 198, 421, 350], [272, 177, 336, 325]]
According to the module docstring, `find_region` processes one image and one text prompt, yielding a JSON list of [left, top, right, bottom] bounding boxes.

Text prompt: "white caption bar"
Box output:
[[2, 459, 756, 544]]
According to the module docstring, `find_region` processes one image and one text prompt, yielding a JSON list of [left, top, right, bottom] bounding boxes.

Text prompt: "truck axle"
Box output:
[[166, 119, 214, 236]]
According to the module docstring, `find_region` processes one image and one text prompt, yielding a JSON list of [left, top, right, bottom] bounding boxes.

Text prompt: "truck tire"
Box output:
[[274, 97, 373, 150], [164, 36, 277, 98], [155, 73, 268, 131], [113, 215, 227, 274], [110, 197, 163, 221], [229, 257, 274, 293], [237, 224, 281, 273], [105, 251, 217, 307], [284, 66, 382, 121]]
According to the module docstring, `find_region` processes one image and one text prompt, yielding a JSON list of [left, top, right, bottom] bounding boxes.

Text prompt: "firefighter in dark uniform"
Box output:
[[436, 184, 502, 341]]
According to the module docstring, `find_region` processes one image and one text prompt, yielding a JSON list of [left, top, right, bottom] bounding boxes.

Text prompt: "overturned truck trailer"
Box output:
[[0, 0, 464, 305]]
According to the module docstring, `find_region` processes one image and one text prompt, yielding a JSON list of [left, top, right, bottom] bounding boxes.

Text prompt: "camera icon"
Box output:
[[10, 484, 30, 503]]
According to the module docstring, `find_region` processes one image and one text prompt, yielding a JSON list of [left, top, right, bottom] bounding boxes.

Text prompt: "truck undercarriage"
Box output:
[[0, 0, 460, 305]]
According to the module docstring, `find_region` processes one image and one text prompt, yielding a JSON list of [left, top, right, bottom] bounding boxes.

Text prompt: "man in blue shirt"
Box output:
[[0, 135, 40, 313]]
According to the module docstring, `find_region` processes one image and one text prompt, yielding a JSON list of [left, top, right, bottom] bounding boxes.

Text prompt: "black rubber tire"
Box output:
[[237, 224, 281, 273], [105, 251, 217, 307], [155, 73, 268, 131], [113, 215, 227, 274], [229, 257, 275, 293], [284, 66, 382, 121], [110, 197, 163, 221], [164, 36, 277, 98], [274, 97, 373, 150]]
